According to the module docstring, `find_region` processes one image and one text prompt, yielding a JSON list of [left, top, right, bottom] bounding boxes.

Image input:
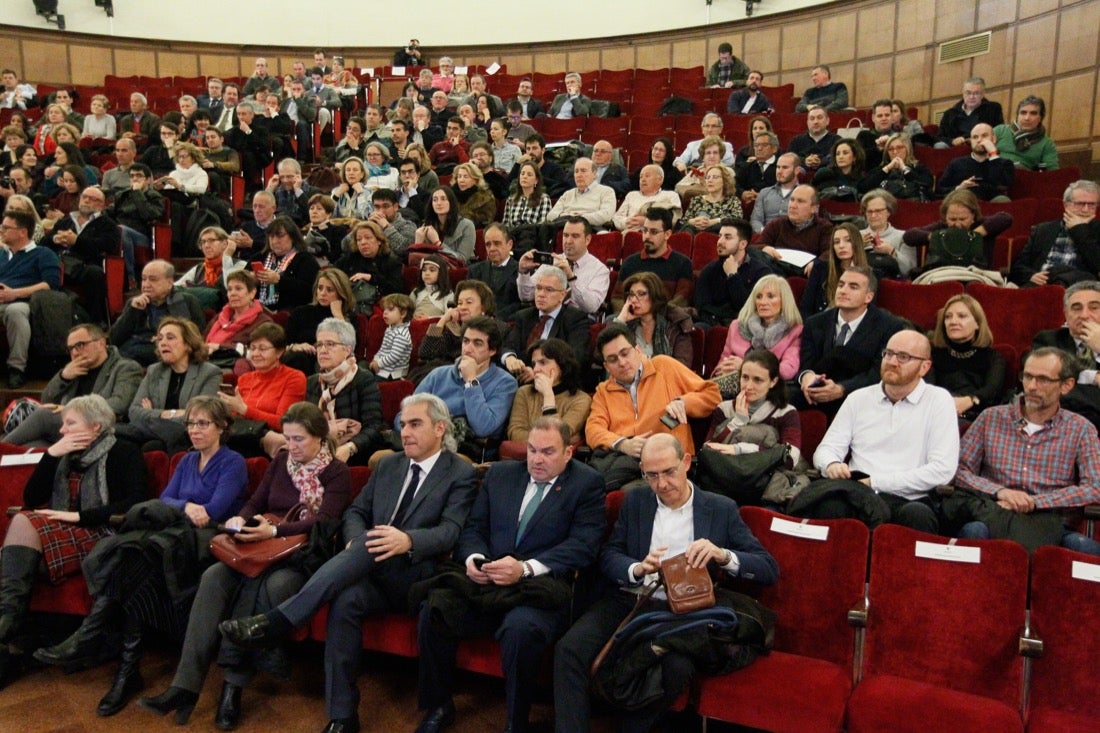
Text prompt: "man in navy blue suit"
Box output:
[[415, 417, 606, 733], [552, 433, 778, 733]]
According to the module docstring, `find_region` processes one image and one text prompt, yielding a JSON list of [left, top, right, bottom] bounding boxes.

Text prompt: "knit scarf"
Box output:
[[317, 356, 358, 420], [1010, 123, 1046, 152], [366, 162, 391, 177], [453, 185, 475, 204], [50, 430, 116, 512], [258, 250, 297, 306], [739, 314, 790, 350], [287, 444, 333, 518], [208, 299, 265, 346], [203, 256, 223, 287]]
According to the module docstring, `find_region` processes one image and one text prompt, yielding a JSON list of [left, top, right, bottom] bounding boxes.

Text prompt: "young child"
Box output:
[[371, 293, 415, 379], [411, 254, 453, 318]]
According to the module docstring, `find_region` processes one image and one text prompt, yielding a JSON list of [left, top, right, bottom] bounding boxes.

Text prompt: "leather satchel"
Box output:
[[659, 553, 716, 614], [209, 509, 307, 578]]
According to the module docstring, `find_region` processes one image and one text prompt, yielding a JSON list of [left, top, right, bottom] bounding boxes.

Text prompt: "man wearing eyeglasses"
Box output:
[[0, 209, 61, 388], [1031, 280, 1100, 430], [1009, 181, 1100, 287], [501, 264, 590, 381], [586, 323, 721, 491], [948, 346, 1100, 555], [554, 433, 777, 733], [2, 323, 141, 446], [797, 329, 959, 532], [45, 185, 120, 326]]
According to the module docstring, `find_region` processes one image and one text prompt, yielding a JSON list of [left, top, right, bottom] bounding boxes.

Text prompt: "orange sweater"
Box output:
[[238, 363, 307, 430]]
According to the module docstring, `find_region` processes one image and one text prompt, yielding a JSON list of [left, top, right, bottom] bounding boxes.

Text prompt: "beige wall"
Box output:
[[1, 0, 1097, 163]]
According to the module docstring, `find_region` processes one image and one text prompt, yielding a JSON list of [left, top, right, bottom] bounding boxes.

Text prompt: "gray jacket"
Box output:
[[42, 346, 143, 418]]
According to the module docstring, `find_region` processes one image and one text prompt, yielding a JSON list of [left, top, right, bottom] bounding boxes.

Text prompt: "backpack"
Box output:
[[179, 205, 225, 257], [658, 96, 693, 116], [28, 289, 85, 378], [925, 227, 985, 270]]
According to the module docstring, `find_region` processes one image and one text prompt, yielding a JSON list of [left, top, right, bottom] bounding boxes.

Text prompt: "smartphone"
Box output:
[[219, 383, 235, 394], [250, 261, 264, 273], [628, 304, 636, 315], [809, 377, 826, 388], [660, 414, 680, 430], [531, 250, 554, 265], [244, 517, 262, 528], [473, 557, 489, 570]]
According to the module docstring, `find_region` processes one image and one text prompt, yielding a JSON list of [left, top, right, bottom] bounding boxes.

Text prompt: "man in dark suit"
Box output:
[[1032, 280, 1100, 429], [264, 158, 321, 227], [726, 70, 773, 115], [1009, 180, 1100, 287], [224, 101, 272, 193], [507, 135, 569, 198], [415, 417, 606, 733], [118, 92, 161, 150], [794, 266, 903, 415], [507, 78, 545, 120], [553, 433, 778, 733], [467, 223, 522, 319], [591, 140, 632, 198], [219, 394, 478, 733], [196, 77, 224, 116], [500, 264, 591, 381], [46, 185, 120, 326]]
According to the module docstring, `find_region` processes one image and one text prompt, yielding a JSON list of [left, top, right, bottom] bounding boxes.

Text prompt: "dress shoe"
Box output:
[[414, 701, 456, 733], [214, 681, 242, 730], [219, 613, 278, 649], [138, 686, 198, 724], [321, 716, 360, 733], [6, 370, 25, 390]]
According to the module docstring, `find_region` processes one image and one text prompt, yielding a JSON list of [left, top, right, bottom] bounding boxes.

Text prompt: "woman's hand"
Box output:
[[218, 388, 247, 416], [329, 299, 344, 319], [333, 183, 348, 197], [703, 442, 739, 455], [712, 355, 742, 378], [439, 307, 459, 326], [183, 502, 211, 528], [734, 389, 750, 419], [953, 396, 974, 416], [48, 428, 96, 458], [335, 443, 355, 464], [235, 515, 276, 543], [349, 272, 372, 283], [616, 301, 634, 322], [690, 215, 710, 230], [35, 509, 80, 523], [533, 372, 556, 401]]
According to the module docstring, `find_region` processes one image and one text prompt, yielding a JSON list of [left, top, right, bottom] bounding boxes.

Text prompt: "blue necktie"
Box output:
[[392, 464, 421, 527], [516, 482, 549, 543]]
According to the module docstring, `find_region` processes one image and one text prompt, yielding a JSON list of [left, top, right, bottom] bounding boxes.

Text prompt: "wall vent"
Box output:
[[939, 32, 992, 64]]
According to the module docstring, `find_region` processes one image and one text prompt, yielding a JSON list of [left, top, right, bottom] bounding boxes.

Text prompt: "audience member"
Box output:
[[631, 137, 683, 192], [935, 77, 1005, 148], [736, 131, 780, 205], [928, 293, 1005, 422], [859, 188, 914, 276], [370, 293, 415, 379], [45, 185, 118, 325], [415, 187, 476, 263], [801, 222, 868, 317], [549, 72, 591, 119], [507, 78, 545, 120], [695, 218, 774, 328], [467, 223, 522, 319], [935, 123, 1014, 200], [673, 114, 735, 172], [993, 95, 1059, 170], [903, 190, 1013, 272], [0, 208, 60, 387], [613, 164, 682, 232], [501, 265, 591, 381], [507, 338, 593, 443], [812, 138, 866, 200], [758, 184, 833, 266], [707, 42, 750, 88], [617, 207, 694, 306], [679, 163, 743, 234], [546, 158, 616, 229], [517, 216, 610, 318], [788, 106, 839, 173], [795, 65, 849, 112], [727, 70, 772, 114], [1010, 180, 1100, 287], [713, 274, 803, 382], [613, 272, 694, 368], [508, 134, 568, 197], [750, 152, 800, 233], [857, 133, 933, 201], [1032, 281, 1100, 429], [109, 259, 204, 365]]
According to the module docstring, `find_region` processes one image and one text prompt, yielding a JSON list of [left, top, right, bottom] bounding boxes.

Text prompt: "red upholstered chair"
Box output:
[[797, 409, 828, 460], [874, 280, 964, 331], [845, 525, 1028, 733], [1008, 166, 1080, 201], [1026, 546, 1100, 732], [966, 282, 1065, 358], [691, 231, 717, 272], [697, 507, 869, 733], [702, 325, 728, 377], [378, 379, 414, 425]]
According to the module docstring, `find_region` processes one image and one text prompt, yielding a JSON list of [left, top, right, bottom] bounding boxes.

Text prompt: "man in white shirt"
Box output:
[[517, 216, 610, 318], [612, 165, 682, 232], [546, 158, 615, 229], [0, 69, 35, 110], [805, 329, 959, 532]]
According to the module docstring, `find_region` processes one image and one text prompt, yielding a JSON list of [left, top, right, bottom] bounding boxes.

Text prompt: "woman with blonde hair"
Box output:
[[858, 133, 933, 201], [81, 94, 117, 140], [452, 162, 496, 227], [714, 274, 803, 383], [929, 293, 1004, 420]]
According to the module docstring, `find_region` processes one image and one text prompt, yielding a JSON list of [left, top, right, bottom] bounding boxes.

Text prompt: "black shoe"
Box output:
[[34, 596, 120, 671], [6, 370, 25, 390], [321, 717, 360, 733], [214, 681, 242, 730], [97, 666, 143, 716], [415, 702, 456, 733], [219, 613, 279, 649], [138, 686, 198, 725]]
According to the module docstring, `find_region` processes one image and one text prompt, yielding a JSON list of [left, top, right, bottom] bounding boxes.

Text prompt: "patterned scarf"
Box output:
[[1010, 122, 1046, 152], [203, 256, 223, 287], [258, 250, 298, 306], [287, 443, 333, 519], [317, 356, 358, 420], [51, 430, 116, 512], [739, 314, 791, 350], [366, 161, 391, 177]]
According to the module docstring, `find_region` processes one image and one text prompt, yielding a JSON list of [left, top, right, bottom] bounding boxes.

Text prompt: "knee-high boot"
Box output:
[[34, 595, 120, 671], [96, 615, 144, 717], [0, 546, 42, 644]]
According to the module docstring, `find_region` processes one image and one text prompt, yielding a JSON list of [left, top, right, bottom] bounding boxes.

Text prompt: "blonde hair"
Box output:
[[736, 274, 803, 327]]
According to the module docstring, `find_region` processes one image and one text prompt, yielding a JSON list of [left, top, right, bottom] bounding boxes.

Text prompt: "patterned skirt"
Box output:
[[24, 511, 112, 584]]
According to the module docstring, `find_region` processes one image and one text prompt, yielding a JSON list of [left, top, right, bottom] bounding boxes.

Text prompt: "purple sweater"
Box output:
[[240, 449, 350, 537]]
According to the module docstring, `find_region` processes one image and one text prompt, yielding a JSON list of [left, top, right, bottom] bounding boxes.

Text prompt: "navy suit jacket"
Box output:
[[456, 459, 606, 576], [599, 485, 779, 588], [504, 303, 591, 368], [344, 450, 478, 563], [726, 88, 772, 115], [801, 305, 903, 395]]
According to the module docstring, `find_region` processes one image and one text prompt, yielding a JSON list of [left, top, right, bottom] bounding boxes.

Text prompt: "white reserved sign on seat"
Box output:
[[770, 516, 829, 541], [1071, 560, 1100, 583], [915, 540, 980, 564], [0, 452, 44, 466]]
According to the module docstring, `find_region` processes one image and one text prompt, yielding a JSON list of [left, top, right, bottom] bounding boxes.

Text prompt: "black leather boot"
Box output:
[[96, 619, 143, 716], [0, 546, 41, 644], [214, 681, 243, 730], [34, 595, 119, 671]]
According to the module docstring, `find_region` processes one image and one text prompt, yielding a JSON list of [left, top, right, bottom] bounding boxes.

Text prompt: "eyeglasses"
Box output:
[[626, 290, 649, 299], [1067, 200, 1099, 210], [67, 339, 98, 353], [881, 349, 928, 365], [247, 344, 275, 353], [185, 419, 215, 429], [603, 347, 635, 366], [314, 340, 347, 351], [1020, 373, 1064, 386], [642, 466, 679, 483], [534, 285, 563, 294], [865, 207, 889, 215]]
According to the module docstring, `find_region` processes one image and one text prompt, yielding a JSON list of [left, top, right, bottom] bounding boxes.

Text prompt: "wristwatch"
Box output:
[[522, 561, 534, 578], [464, 378, 480, 389]]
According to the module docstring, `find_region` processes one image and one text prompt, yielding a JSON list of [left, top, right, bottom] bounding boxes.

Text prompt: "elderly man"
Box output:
[[936, 123, 1015, 201], [613, 164, 682, 231], [414, 417, 605, 733], [554, 433, 778, 733], [2, 323, 142, 446], [242, 57, 282, 97], [415, 68, 439, 105], [726, 70, 772, 114], [749, 152, 801, 234], [46, 186, 118, 326], [0, 209, 60, 387], [549, 72, 591, 119], [214, 83, 240, 132], [546, 158, 616, 229], [993, 95, 1059, 171], [224, 101, 271, 192], [118, 92, 162, 146], [950, 347, 1100, 555], [673, 113, 736, 172], [468, 223, 522, 318], [935, 77, 1005, 148], [695, 218, 774, 328], [410, 104, 444, 152], [517, 216, 610, 318], [1032, 281, 1100, 429], [617, 207, 694, 305], [502, 265, 591, 379], [707, 42, 750, 89], [758, 184, 833, 262], [735, 131, 780, 205], [0, 69, 35, 109], [109, 260, 205, 365], [428, 90, 454, 127], [196, 77, 224, 114], [788, 106, 839, 172], [432, 57, 456, 93], [801, 329, 959, 531], [590, 140, 631, 197], [507, 78, 544, 120], [101, 138, 139, 195], [230, 191, 278, 261], [795, 65, 849, 112], [264, 158, 320, 226], [218, 394, 479, 733], [1011, 181, 1100, 287], [586, 323, 721, 490]]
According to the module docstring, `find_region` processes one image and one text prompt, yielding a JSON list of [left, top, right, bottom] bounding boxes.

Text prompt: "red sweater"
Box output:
[[239, 363, 307, 430]]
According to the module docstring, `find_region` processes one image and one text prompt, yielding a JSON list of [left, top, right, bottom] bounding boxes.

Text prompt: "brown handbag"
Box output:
[[209, 509, 307, 578], [658, 552, 716, 614]]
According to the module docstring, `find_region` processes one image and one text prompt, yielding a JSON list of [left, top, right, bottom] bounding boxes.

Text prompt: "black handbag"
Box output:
[[696, 444, 790, 506]]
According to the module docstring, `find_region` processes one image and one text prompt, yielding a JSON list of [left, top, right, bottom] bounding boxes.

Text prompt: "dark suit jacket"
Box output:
[[800, 305, 903, 395], [504, 303, 591, 367], [599, 485, 779, 587], [596, 163, 631, 198], [468, 258, 522, 319], [344, 450, 478, 562], [726, 89, 772, 115], [788, 132, 840, 168], [118, 112, 162, 148], [1033, 327, 1100, 428], [196, 94, 223, 115], [736, 158, 778, 194], [508, 97, 545, 120], [48, 213, 120, 265], [1010, 220, 1100, 286], [456, 459, 605, 576], [549, 94, 592, 118]]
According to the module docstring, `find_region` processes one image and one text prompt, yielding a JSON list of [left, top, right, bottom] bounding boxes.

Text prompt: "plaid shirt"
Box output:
[[955, 398, 1100, 509]]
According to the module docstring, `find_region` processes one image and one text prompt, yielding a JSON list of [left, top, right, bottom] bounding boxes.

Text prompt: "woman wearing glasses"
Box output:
[[33, 396, 247, 717], [613, 272, 694, 368]]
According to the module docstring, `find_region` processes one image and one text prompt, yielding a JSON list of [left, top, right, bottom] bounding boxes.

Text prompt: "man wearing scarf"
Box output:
[[993, 95, 1059, 171]]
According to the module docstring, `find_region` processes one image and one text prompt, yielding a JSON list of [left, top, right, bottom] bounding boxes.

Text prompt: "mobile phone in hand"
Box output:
[[660, 414, 680, 429]]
